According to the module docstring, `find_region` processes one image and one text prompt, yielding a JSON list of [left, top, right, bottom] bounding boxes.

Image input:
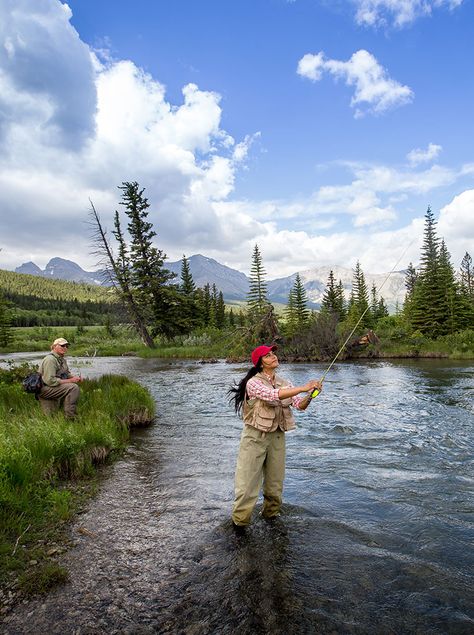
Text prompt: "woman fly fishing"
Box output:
[[228, 344, 322, 529]]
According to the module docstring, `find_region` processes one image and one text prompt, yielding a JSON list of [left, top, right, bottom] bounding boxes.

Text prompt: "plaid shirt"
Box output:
[[246, 377, 303, 409]]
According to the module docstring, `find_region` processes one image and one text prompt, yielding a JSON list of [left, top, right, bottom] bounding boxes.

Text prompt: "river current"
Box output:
[[2, 356, 473, 634]]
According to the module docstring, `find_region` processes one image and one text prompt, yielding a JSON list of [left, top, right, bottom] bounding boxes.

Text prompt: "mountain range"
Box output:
[[15, 255, 407, 310]]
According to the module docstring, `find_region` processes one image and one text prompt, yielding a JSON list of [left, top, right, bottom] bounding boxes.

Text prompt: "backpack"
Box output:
[[22, 373, 43, 396]]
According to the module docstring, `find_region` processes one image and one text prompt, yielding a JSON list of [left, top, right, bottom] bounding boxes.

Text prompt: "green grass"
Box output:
[[0, 324, 235, 358], [0, 370, 155, 600]]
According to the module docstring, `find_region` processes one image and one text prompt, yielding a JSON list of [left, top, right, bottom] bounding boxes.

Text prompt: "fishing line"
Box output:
[[309, 237, 417, 400]]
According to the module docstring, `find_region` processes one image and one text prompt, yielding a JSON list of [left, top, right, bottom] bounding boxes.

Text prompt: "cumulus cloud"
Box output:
[[0, 0, 260, 271], [407, 143, 442, 165], [353, 0, 464, 28], [0, 0, 97, 149], [297, 49, 413, 116], [438, 189, 474, 265]]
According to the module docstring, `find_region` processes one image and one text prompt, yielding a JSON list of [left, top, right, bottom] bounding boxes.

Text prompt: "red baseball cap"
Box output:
[[251, 344, 277, 367]]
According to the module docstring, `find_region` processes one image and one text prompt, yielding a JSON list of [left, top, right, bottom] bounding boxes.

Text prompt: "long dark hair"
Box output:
[[228, 358, 263, 416]]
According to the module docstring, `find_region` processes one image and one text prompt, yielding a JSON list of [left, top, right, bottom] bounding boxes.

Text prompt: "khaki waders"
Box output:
[[232, 424, 286, 526], [39, 383, 80, 419]]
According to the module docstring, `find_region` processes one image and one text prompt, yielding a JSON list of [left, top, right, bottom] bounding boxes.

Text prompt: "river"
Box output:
[[1, 355, 473, 634]]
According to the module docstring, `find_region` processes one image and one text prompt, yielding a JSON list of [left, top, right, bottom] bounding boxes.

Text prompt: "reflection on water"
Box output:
[[2, 356, 473, 634]]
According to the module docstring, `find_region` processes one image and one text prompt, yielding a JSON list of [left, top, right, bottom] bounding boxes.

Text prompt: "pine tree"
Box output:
[[179, 254, 200, 330], [216, 291, 226, 329], [370, 283, 378, 321], [292, 273, 310, 328], [284, 284, 297, 336], [438, 240, 459, 334], [377, 297, 389, 319], [119, 181, 186, 339], [352, 261, 371, 328], [90, 200, 155, 347], [336, 280, 347, 319], [247, 244, 268, 319], [321, 270, 341, 317], [460, 252, 474, 300], [180, 255, 195, 295], [200, 283, 212, 325], [408, 207, 445, 336], [404, 262, 418, 300]]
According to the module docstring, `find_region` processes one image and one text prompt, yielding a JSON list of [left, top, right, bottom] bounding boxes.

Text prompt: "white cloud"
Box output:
[[297, 50, 413, 116], [353, 0, 464, 28], [0, 0, 257, 271], [438, 189, 474, 265], [0, 0, 97, 149], [407, 143, 442, 165]]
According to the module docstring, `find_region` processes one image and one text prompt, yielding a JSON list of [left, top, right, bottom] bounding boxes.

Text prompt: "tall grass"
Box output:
[[0, 371, 155, 599]]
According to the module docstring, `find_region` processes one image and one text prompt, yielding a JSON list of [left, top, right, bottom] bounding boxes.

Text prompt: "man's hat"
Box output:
[[251, 344, 277, 367], [52, 338, 69, 346]]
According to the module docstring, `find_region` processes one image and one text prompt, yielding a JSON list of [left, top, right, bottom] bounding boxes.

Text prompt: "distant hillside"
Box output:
[[0, 269, 117, 327]]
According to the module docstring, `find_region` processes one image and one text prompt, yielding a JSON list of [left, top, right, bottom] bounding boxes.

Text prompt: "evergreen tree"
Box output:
[[180, 255, 195, 295], [336, 280, 347, 319], [377, 297, 389, 320], [352, 261, 371, 328], [292, 273, 310, 328], [247, 244, 268, 319], [438, 240, 459, 334], [408, 207, 445, 336], [284, 285, 297, 337], [321, 270, 341, 318], [90, 200, 155, 347], [370, 283, 378, 321], [200, 283, 212, 326], [120, 182, 178, 337], [404, 262, 418, 300], [216, 291, 226, 329], [179, 254, 200, 330], [460, 252, 474, 300]]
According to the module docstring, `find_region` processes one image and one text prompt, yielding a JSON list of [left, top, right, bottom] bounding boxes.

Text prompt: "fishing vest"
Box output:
[[243, 372, 296, 433]]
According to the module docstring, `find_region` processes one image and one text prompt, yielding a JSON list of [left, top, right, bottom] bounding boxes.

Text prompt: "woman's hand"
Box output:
[[302, 380, 322, 393]]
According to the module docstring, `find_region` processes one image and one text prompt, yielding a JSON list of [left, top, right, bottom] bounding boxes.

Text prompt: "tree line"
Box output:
[[2, 193, 472, 354], [240, 207, 473, 357]]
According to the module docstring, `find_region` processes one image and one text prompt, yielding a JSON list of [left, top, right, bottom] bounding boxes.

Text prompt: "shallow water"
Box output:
[[2, 356, 473, 634]]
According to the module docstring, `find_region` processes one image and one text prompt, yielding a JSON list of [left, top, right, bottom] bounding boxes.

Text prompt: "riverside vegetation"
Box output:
[[0, 364, 155, 609]]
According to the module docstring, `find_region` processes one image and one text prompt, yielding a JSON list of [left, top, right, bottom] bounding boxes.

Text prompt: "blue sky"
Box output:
[[0, 0, 473, 278]]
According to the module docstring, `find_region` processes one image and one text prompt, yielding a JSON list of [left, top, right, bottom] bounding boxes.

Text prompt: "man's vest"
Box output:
[[243, 372, 296, 432]]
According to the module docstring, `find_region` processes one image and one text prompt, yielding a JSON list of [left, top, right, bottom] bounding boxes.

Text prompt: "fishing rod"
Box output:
[[307, 239, 416, 401]]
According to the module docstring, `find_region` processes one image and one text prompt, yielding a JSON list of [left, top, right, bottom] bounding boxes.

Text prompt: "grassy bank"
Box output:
[[0, 368, 155, 607], [0, 325, 233, 359]]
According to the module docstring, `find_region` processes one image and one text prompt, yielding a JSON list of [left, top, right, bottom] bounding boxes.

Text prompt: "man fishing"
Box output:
[[228, 344, 322, 529], [38, 337, 83, 419]]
